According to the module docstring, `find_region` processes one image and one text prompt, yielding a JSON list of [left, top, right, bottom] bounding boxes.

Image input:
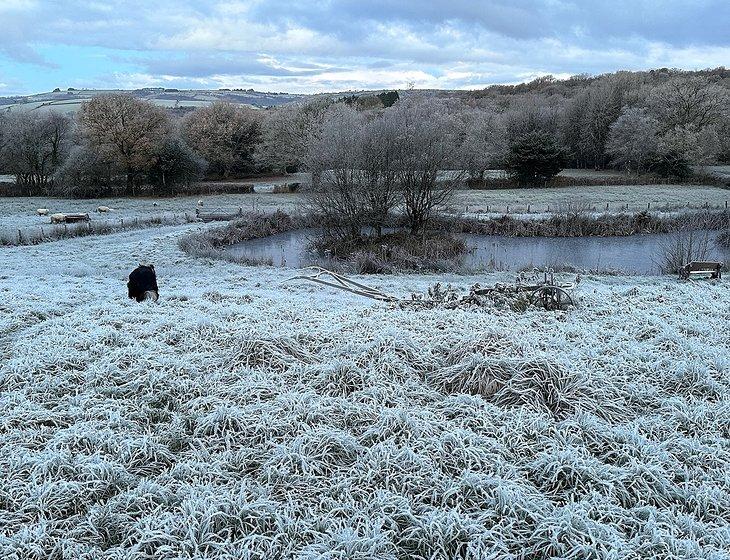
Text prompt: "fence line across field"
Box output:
[[460, 200, 729, 217], [6, 212, 196, 245], [4, 199, 729, 245]]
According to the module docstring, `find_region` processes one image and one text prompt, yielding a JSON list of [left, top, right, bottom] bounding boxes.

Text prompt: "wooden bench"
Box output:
[[195, 207, 244, 222], [679, 261, 723, 280]]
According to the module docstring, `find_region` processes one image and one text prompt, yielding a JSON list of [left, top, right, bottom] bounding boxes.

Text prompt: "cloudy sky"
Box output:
[[0, 0, 728, 95]]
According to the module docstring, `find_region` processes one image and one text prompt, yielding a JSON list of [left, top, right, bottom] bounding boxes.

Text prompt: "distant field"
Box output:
[[3, 180, 729, 240], [0, 88, 305, 114], [455, 183, 730, 215], [0, 193, 301, 236]]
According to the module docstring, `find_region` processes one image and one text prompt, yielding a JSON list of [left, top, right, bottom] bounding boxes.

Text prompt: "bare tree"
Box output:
[[647, 76, 730, 132], [257, 98, 332, 177], [458, 106, 507, 182], [606, 107, 659, 173], [560, 73, 640, 169], [359, 115, 401, 235], [182, 101, 261, 178], [78, 94, 170, 195], [577, 76, 636, 169], [306, 104, 367, 239], [389, 98, 463, 234], [657, 214, 714, 274], [53, 145, 120, 198], [0, 111, 72, 195]]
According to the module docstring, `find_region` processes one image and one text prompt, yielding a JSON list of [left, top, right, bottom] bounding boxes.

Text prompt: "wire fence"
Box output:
[[458, 199, 730, 217], [1, 212, 200, 247]]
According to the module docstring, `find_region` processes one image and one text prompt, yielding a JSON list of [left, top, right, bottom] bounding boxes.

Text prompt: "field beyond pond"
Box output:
[[1, 222, 729, 558], [2, 181, 729, 239]]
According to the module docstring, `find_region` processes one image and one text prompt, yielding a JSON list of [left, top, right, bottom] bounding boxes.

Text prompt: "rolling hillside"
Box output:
[[0, 87, 308, 115]]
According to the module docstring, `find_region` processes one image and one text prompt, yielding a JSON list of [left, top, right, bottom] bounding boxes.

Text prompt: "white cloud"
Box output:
[[1, 0, 728, 94], [0, 0, 38, 12]]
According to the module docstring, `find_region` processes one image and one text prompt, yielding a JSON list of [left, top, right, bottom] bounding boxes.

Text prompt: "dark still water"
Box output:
[[223, 228, 729, 275]]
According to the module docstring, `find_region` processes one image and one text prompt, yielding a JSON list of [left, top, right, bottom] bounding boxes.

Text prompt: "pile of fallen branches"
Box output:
[[406, 282, 535, 312], [289, 268, 578, 312]]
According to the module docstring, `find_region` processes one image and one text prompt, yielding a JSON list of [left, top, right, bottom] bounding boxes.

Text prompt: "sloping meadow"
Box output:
[[1, 266, 729, 558]]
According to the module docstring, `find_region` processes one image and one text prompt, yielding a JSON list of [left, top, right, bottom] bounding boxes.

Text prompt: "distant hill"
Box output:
[[0, 88, 308, 115]]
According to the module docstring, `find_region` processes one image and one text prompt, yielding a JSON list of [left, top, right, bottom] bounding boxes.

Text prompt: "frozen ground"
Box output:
[[1, 225, 729, 558], [456, 183, 730, 216], [0, 192, 301, 237], [4, 181, 729, 240]]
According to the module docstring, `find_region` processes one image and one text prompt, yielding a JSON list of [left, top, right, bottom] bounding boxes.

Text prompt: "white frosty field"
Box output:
[[1, 223, 729, 559], [4, 181, 729, 239], [0, 191, 301, 236]]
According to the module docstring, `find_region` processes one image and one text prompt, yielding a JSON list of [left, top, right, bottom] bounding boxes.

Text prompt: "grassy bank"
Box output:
[[313, 231, 469, 274], [439, 209, 730, 237], [178, 210, 309, 265]]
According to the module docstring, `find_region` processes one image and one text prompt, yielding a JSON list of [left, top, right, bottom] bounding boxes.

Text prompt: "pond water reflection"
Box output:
[[224, 228, 729, 274]]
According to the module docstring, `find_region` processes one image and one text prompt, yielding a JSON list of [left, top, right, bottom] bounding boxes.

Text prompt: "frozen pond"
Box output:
[[224, 228, 729, 274]]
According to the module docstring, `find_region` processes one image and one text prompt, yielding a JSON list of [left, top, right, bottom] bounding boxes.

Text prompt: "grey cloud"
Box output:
[[245, 0, 730, 47], [0, 0, 728, 94]]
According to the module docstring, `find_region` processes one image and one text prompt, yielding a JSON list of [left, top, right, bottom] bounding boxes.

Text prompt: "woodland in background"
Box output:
[[0, 67, 729, 198]]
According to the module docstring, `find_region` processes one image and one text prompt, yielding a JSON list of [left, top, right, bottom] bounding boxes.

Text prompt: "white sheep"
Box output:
[[36, 208, 49, 216], [197, 199, 204, 206], [97, 205, 111, 213], [50, 213, 66, 224]]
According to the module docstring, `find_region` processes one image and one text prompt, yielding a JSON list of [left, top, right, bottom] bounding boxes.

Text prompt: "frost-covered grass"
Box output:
[[0, 192, 301, 236], [456, 183, 730, 215], [1, 225, 730, 559], [5, 181, 729, 238], [1, 213, 200, 247]]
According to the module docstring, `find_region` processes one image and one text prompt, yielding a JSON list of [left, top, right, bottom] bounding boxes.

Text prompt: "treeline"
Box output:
[[0, 96, 262, 197], [455, 67, 730, 174], [1, 68, 729, 198]]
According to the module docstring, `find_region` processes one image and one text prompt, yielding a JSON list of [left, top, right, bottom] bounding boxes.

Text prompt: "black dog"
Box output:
[[127, 264, 159, 302]]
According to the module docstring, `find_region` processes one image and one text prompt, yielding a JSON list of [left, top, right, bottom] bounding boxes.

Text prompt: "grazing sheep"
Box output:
[[153, 202, 158, 207], [50, 213, 66, 224], [97, 206, 111, 213], [36, 208, 49, 216], [197, 200, 204, 206]]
